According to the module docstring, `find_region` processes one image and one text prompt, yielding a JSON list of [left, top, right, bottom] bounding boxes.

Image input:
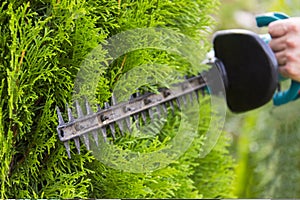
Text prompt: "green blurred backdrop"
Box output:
[[218, 0, 300, 198]]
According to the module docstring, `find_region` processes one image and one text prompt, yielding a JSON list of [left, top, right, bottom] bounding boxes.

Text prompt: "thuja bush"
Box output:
[[0, 1, 104, 198], [0, 0, 235, 198]]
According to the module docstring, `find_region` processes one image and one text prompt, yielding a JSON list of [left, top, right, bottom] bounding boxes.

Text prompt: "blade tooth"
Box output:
[[74, 137, 81, 154], [64, 141, 71, 159], [195, 90, 199, 101], [175, 98, 181, 108], [148, 108, 154, 122], [75, 100, 84, 118], [125, 117, 131, 131], [135, 122, 140, 129], [161, 103, 168, 114], [111, 93, 117, 105], [85, 100, 93, 115], [130, 94, 135, 101], [132, 113, 139, 122], [201, 87, 206, 96], [101, 127, 108, 142], [155, 106, 161, 118], [117, 120, 125, 136], [189, 93, 194, 104], [109, 123, 116, 139], [82, 134, 90, 151], [182, 95, 187, 106], [56, 106, 65, 125], [92, 130, 99, 146], [104, 102, 110, 109], [141, 111, 147, 123], [67, 104, 74, 122], [97, 104, 102, 112], [169, 100, 175, 111], [133, 114, 140, 129]]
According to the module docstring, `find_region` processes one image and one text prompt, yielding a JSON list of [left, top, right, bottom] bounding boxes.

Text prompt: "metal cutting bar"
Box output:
[[56, 74, 208, 142]]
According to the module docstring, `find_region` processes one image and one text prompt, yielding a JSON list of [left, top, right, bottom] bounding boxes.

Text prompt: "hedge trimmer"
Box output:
[[56, 12, 300, 158]]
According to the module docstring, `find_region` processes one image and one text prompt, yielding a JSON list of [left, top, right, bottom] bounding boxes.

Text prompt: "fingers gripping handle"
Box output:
[[256, 12, 288, 44], [256, 12, 300, 106]]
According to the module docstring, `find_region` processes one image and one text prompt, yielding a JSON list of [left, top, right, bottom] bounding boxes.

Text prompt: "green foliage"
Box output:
[[238, 103, 300, 198], [0, 0, 236, 198], [0, 0, 105, 198], [192, 134, 236, 198]]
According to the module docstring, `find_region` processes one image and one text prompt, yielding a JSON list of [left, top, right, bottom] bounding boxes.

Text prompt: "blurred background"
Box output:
[[217, 0, 300, 198]]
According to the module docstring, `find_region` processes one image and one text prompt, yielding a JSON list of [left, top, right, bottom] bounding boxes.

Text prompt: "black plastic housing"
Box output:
[[213, 29, 278, 112]]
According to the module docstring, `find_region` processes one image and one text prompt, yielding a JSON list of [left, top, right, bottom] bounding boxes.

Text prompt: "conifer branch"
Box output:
[[18, 50, 25, 69]]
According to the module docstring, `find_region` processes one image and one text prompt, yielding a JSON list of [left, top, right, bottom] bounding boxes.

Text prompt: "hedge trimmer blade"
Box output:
[[56, 74, 209, 158]]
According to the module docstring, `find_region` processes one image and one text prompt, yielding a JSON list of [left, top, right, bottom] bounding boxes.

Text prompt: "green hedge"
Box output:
[[0, 0, 235, 198]]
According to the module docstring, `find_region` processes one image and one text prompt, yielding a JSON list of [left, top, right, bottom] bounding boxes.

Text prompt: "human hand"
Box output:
[[269, 18, 300, 82]]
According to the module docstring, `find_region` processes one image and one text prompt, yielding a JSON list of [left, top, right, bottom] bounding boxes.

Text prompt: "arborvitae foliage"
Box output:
[[0, 0, 236, 198], [1, 1, 102, 198]]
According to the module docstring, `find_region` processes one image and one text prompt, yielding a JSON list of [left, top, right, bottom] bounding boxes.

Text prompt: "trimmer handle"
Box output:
[[256, 12, 289, 27], [256, 12, 300, 106]]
